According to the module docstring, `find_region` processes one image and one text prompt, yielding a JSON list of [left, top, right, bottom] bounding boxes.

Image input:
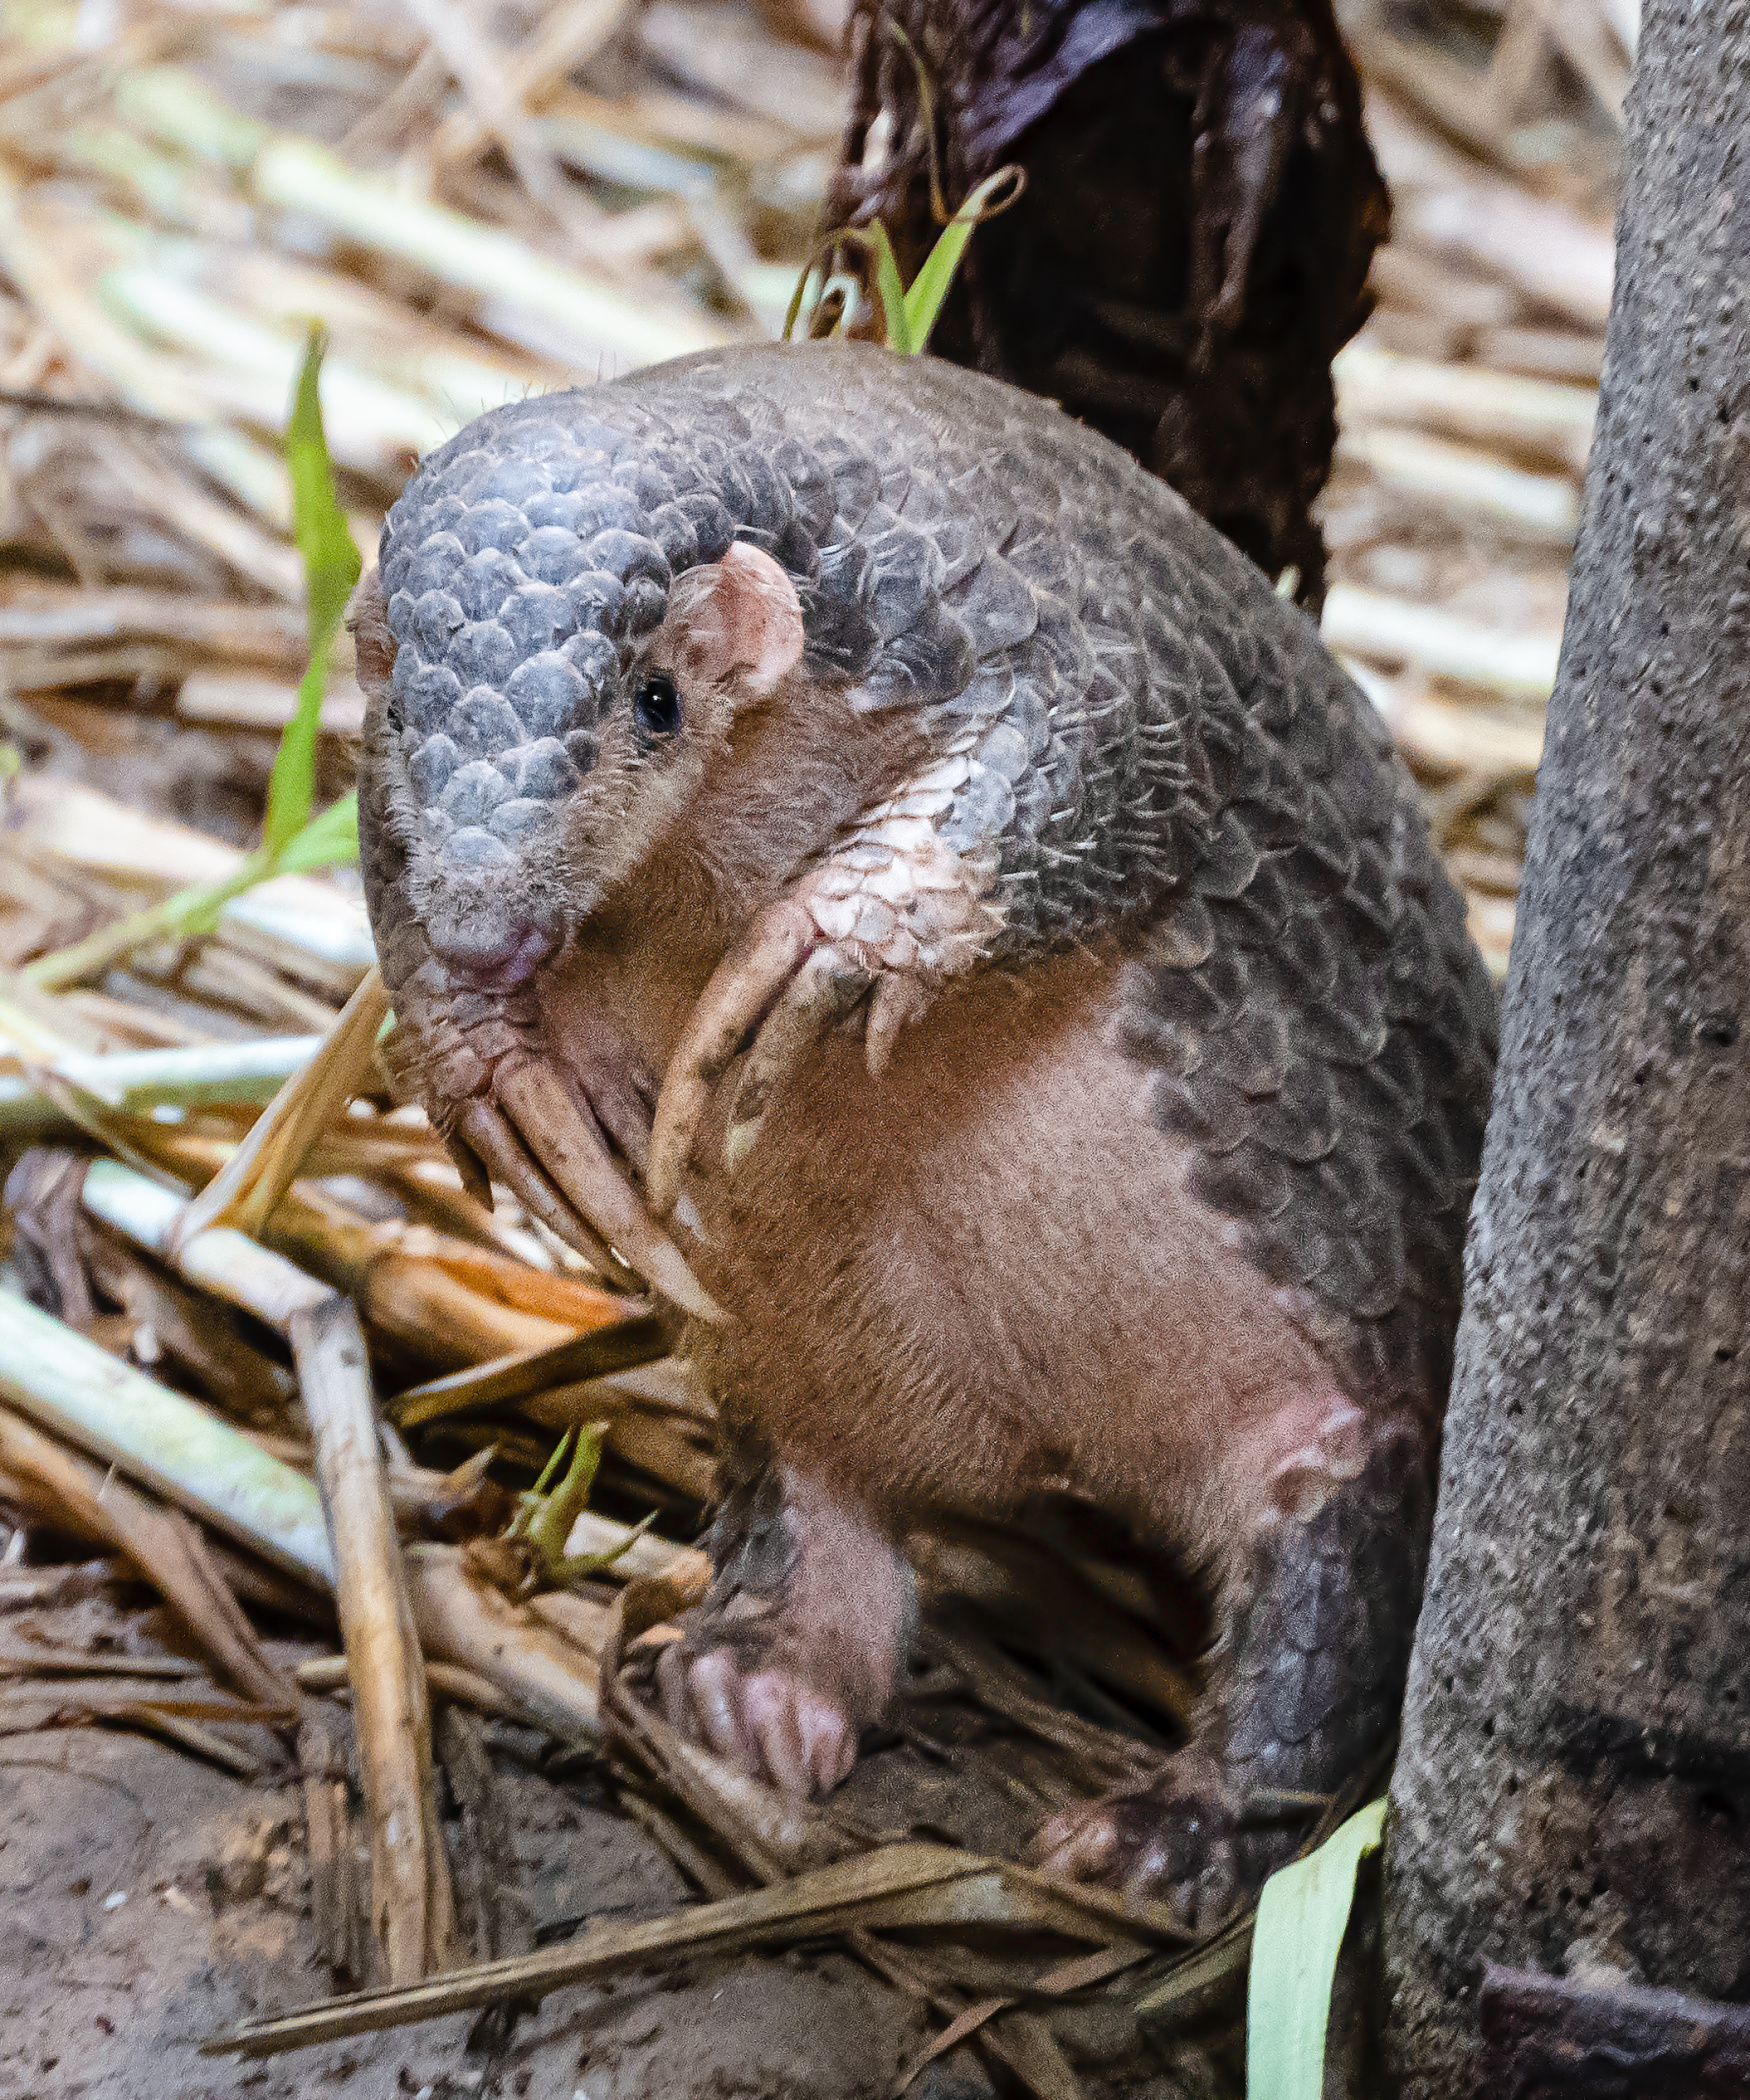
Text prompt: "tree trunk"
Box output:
[[1380, 5, 1750, 2091]]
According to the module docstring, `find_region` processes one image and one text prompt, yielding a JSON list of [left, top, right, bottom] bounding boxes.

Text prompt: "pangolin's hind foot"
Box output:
[[1030, 1752, 1244, 1932], [612, 1466, 912, 1801], [1035, 1412, 1431, 1928]]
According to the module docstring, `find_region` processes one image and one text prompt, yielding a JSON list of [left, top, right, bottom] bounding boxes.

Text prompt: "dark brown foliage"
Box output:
[[827, 0, 1390, 606]]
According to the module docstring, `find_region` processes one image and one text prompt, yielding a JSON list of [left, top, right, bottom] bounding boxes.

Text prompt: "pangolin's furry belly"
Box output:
[[652, 943, 1352, 1561]]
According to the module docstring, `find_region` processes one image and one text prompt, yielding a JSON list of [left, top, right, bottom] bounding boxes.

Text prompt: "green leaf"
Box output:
[[901, 166, 1022, 353], [266, 325, 361, 858], [866, 221, 915, 357], [519, 1423, 605, 1561], [23, 326, 366, 992], [274, 791, 358, 875], [1246, 1797, 1387, 2100]]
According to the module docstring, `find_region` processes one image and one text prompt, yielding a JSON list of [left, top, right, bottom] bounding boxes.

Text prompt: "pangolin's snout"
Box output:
[[422, 876, 558, 991]]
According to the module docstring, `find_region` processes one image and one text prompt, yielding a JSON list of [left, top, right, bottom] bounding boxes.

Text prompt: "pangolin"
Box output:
[[352, 340, 1496, 1922]]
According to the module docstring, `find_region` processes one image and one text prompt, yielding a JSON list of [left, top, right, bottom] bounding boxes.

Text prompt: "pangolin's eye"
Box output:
[[632, 670, 682, 742]]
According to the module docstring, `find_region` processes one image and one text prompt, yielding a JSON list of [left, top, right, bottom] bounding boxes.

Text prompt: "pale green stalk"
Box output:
[[0, 1287, 334, 1584], [0, 1035, 324, 1133], [1246, 1798, 1388, 2099]]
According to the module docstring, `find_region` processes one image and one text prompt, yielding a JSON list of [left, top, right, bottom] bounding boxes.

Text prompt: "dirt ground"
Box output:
[[0, 1553, 1231, 2100], [0, 1574, 954, 2100]]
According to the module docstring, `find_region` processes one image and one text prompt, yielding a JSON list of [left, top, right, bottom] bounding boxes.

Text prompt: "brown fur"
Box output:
[[540, 921, 1356, 1589]]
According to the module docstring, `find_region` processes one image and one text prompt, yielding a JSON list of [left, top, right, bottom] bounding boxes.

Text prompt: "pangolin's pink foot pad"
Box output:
[[1029, 1753, 1242, 1932], [651, 1643, 857, 1798]]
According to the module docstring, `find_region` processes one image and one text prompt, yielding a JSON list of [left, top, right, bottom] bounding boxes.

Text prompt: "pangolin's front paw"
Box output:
[[644, 751, 1009, 1215], [1028, 1751, 1244, 1932], [618, 1618, 860, 1798]]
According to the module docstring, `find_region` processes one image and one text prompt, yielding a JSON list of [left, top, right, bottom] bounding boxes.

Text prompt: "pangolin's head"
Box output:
[[351, 359, 986, 993]]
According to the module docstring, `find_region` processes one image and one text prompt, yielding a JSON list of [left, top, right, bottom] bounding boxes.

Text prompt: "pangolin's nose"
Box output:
[[423, 889, 558, 991]]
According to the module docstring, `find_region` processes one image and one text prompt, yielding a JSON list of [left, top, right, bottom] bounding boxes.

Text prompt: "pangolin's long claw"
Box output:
[[496, 1061, 722, 1322], [864, 972, 926, 1081], [456, 1099, 635, 1286], [722, 948, 872, 1174], [647, 899, 817, 1220], [442, 1125, 494, 1210], [568, 1050, 655, 1180]]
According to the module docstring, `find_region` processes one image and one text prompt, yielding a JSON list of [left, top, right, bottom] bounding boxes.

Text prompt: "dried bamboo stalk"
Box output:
[[1335, 339, 1597, 472], [177, 671, 367, 736], [299, 1713, 354, 1983], [0, 1241, 610, 1740], [8, 778, 373, 991], [175, 965, 390, 1245], [391, 1315, 669, 1427], [4, 1695, 267, 1776], [402, 1543, 603, 1739], [1323, 586, 1562, 701], [1393, 172, 1615, 331], [205, 1843, 1171, 2061], [1334, 425, 1579, 543], [429, 0, 636, 170], [0, 171, 293, 525], [291, 1292, 449, 1984], [250, 139, 723, 371], [433, 1699, 537, 2040], [0, 584, 303, 667], [394, 0, 583, 229], [178, 951, 345, 1036], [298, 1652, 518, 1720], [0, 1401, 298, 1707], [78, 1224, 300, 1425], [0, 1647, 201, 1680], [1358, 674, 1546, 778], [83, 1159, 618, 1366]]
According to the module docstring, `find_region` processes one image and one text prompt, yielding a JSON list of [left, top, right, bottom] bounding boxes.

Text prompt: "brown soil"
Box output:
[[0, 1577, 940, 2100]]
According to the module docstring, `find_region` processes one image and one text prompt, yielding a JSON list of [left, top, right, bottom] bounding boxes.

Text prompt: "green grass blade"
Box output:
[[1246, 1797, 1387, 2099], [25, 332, 365, 991], [23, 857, 266, 991], [274, 791, 359, 874], [866, 222, 915, 357], [900, 166, 1022, 353], [266, 324, 361, 858], [24, 790, 355, 987]]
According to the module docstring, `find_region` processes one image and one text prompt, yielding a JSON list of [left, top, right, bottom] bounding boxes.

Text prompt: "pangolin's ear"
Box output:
[[348, 570, 395, 697], [661, 542, 804, 703]]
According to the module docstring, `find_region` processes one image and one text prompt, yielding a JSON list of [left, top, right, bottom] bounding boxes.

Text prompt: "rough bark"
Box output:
[[1382, 5, 1750, 2092]]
